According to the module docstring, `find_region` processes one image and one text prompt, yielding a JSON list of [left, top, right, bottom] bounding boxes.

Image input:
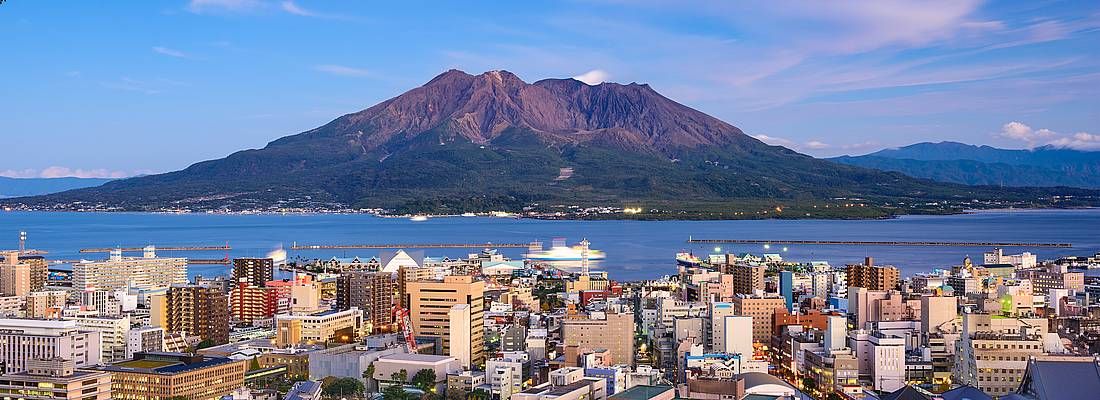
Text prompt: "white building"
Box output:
[[486, 353, 526, 399], [72, 248, 187, 300], [65, 314, 131, 362], [984, 248, 1037, 269], [449, 304, 472, 368], [126, 326, 165, 358], [0, 318, 102, 373]]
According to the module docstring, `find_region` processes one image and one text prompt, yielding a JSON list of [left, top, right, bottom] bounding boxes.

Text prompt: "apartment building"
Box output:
[[335, 270, 395, 333], [562, 310, 636, 366], [275, 308, 364, 347], [232, 257, 274, 287], [732, 294, 786, 343], [845, 257, 899, 291], [167, 284, 230, 345], [72, 248, 186, 297]]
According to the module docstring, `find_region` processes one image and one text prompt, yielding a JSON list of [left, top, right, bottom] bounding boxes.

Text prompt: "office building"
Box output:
[[405, 275, 486, 366], [93, 352, 247, 400], [232, 258, 274, 287], [65, 315, 131, 362], [846, 257, 899, 291], [732, 294, 786, 343], [275, 308, 363, 347], [1017, 264, 1085, 295], [562, 310, 636, 366], [0, 318, 102, 373], [921, 295, 958, 336], [0, 358, 112, 400], [167, 284, 230, 345], [335, 270, 395, 333], [371, 354, 463, 393]]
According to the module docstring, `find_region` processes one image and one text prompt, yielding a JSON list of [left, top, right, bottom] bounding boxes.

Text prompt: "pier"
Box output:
[[686, 238, 1071, 248], [291, 242, 530, 250], [79, 245, 231, 253]]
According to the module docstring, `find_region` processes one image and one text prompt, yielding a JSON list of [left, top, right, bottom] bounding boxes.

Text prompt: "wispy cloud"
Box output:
[[0, 167, 133, 179], [314, 64, 373, 77], [186, 0, 263, 14], [1047, 132, 1100, 150], [100, 77, 161, 95], [152, 46, 189, 58], [753, 134, 878, 155], [996, 121, 1099, 150]]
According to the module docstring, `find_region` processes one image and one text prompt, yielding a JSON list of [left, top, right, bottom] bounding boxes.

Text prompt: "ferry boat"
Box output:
[[676, 252, 702, 267], [526, 238, 606, 261], [409, 215, 428, 222]]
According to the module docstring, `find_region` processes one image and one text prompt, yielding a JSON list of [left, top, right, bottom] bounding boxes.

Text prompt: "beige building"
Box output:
[[275, 308, 364, 347], [732, 294, 786, 343], [94, 352, 246, 400], [65, 315, 131, 362], [953, 331, 1044, 397], [920, 295, 958, 335], [0, 251, 32, 297], [728, 264, 765, 295], [562, 310, 636, 366], [0, 358, 112, 400], [845, 257, 899, 291], [72, 248, 186, 296], [406, 275, 486, 366], [26, 290, 67, 319]]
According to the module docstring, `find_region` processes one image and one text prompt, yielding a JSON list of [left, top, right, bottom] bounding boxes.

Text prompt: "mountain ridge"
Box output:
[[832, 142, 1100, 189], [4, 70, 1097, 218]]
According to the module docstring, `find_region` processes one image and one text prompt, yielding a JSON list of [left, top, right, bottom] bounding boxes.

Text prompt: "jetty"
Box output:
[[686, 238, 1071, 248]]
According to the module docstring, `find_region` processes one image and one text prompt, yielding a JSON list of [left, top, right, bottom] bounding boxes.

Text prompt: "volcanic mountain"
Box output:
[[7, 70, 1095, 217]]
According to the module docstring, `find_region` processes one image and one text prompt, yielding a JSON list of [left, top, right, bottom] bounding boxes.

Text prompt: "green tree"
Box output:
[[248, 357, 261, 371], [322, 377, 364, 398], [468, 388, 490, 400], [411, 368, 437, 392], [802, 377, 816, 392], [382, 384, 416, 400], [363, 363, 377, 392], [391, 369, 409, 383]]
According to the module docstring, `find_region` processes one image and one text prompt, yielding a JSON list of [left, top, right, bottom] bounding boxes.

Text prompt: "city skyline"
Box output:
[[2, 0, 1098, 178]]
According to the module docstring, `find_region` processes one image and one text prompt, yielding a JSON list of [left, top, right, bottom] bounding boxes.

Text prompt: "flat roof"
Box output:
[[609, 385, 674, 400], [378, 353, 458, 364]]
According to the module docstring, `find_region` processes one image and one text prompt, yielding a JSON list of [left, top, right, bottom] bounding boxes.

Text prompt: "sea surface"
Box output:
[[1, 210, 1098, 281]]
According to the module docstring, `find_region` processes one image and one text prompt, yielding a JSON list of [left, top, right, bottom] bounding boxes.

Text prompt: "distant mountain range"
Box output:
[[832, 142, 1100, 189], [0, 177, 112, 198], [3, 71, 1097, 218]]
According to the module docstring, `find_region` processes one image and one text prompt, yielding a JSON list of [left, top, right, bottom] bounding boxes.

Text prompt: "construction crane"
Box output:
[[392, 306, 417, 354]]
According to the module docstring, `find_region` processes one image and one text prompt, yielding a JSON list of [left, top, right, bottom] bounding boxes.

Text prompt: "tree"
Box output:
[[195, 338, 216, 350], [248, 357, 261, 371], [382, 384, 416, 400], [468, 388, 490, 400], [802, 377, 817, 392], [363, 363, 377, 392], [322, 377, 364, 398], [411, 368, 437, 392], [391, 369, 409, 383]]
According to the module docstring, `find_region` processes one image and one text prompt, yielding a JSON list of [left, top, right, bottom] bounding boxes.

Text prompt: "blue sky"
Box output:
[[1, 0, 1097, 178]]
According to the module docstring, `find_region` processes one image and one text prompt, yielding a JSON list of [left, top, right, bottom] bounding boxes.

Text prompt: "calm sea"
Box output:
[[1, 210, 1098, 281]]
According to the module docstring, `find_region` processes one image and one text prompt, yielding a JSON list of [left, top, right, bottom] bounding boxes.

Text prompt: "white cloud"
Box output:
[[152, 46, 189, 58], [804, 140, 831, 149], [997, 121, 1057, 146], [0, 167, 132, 179], [753, 134, 797, 147], [572, 69, 610, 85], [280, 1, 316, 17], [1047, 132, 1100, 150], [187, 0, 263, 14], [314, 64, 373, 77]]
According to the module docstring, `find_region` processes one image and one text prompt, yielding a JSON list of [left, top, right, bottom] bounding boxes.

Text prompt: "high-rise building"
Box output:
[[336, 270, 395, 333], [406, 275, 486, 366], [730, 264, 765, 295], [845, 257, 899, 291], [921, 295, 958, 336], [229, 283, 279, 325], [779, 270, 795, 312], [167, 284, 230, 345], [0, 251, 31, 297], [0, 318, 102, 373], [732, 294, 786, 343], [72, 248, 186, 297], [93, 352, 247, 400], [562, 310, 636, 366], [232, 258, 274, 287], [449, 304, 472, 368]]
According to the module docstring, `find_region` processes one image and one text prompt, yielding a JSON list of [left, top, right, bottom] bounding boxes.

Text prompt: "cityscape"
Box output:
[[0, 234, 1098, 400], [2, 1, 1099, 400]]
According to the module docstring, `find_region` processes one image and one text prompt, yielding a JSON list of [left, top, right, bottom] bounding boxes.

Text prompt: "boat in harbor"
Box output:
[[526, 238, 606, 261], [409, 215, 428, 222], [676, 252, 702, 267]]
